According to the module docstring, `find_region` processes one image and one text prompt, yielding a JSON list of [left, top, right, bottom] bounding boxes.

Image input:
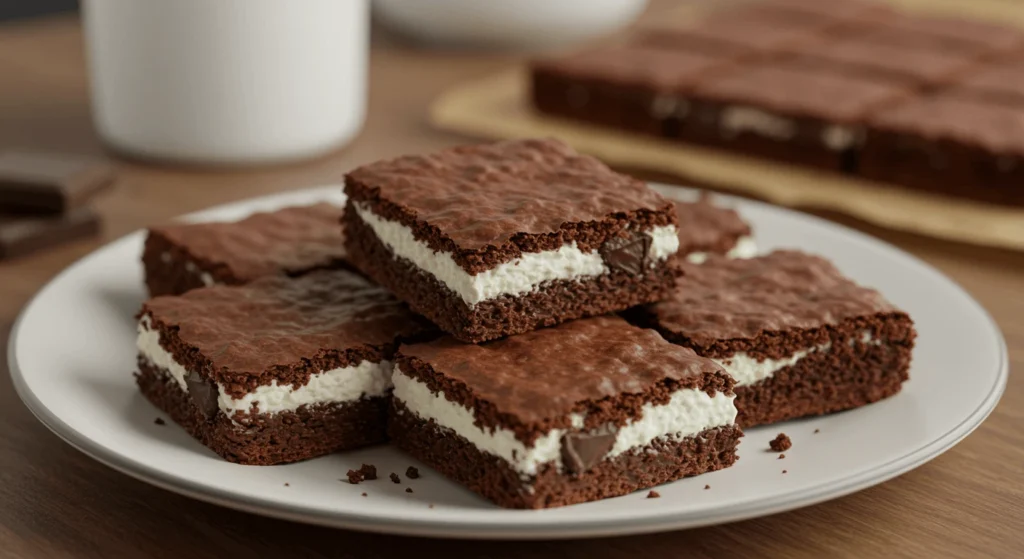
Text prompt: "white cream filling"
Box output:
[[822, 124, 859, 151], [136, 318, 392, 415], [720, 106, 797, 140], [685, 235, 758, 264], [353, 202, 679, 306], [392, 367, 736, 478], [712, 331, 882, 387]]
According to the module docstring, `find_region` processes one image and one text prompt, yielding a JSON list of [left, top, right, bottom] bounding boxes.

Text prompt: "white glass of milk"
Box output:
[[82, 0, 368, 165]]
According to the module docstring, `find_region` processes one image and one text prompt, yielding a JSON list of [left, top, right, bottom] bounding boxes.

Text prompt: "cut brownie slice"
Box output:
[[390, 315, 741, 509], [135, 270, 436, 465], [343, 138, 681, 343], [860, 94, 1024, 206], [680, 61, 910, 170], [626, 251, 915, 428], [143, 203, 348, 296], [531, 44, 735, 136], [674, 197, 756, 264]]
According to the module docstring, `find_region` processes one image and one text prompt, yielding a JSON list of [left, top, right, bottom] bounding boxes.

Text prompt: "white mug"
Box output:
[[82, 0, 369, 166]]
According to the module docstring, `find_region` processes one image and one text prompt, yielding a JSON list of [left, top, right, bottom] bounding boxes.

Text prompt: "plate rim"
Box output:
[[7, 184, 1009, 539]]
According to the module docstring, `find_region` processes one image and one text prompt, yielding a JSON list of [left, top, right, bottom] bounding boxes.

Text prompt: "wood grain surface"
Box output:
[[0, 4, 1022, 558]]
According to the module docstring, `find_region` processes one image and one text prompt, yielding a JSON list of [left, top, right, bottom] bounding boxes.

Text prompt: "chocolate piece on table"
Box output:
[[625, 250, 915, 428], [531, 44, 735, 137], [781, 31, 983, 89], [0, 208, 100, 261], [143, 203, 349, 296], [860, 93, 1024, 207], [673, 198, 755, 264], [679, 61, 910, 171], [343, 138, 681, 344], [135, 269, 437, 466], [390, 315, 741, 509], [0, 151, 115, 213]]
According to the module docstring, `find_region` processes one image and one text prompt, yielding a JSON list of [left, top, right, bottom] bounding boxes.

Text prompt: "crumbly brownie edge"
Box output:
[[389, 400, 740, 509], [734, 334, 911, 427], [394, 350, 733, 446], [345, 206, 680, 344], [142, 232, 239, 297], [136, 362, 388, 465], [342, 178, 677, 274], [137, 313, 394, 399]]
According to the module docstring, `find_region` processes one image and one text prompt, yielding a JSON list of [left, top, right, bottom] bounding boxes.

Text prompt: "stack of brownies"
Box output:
[[135, 138, 915, 509], [531, 0, 1024, 207]]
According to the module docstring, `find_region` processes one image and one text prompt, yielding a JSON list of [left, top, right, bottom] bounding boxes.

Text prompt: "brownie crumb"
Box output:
[[647, 491, 660, 499], [406, 466, 420, 479], [783, 470, 788, 474], [389, 473, 401, 484], [814, 429, 820, 434], [153, 418, 165, 426], [770, 433, 792, 452], [284, 483, 290, 487], [361, 492, 367, 497], [346, 469, 364, 484], [405, 487, 414, 493], [358, 464, 378, 481], [704, 485, 710, 490], [778, 453, 786, 460]]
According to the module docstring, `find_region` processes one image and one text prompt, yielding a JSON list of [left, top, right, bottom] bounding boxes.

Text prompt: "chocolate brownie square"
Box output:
[[679, 61, 910, 170], [636, 4, 846, 59], [626, 251, 916, 428], [135, 270, 436, 465], [531, 44, 735, 136], [781, 31, 982, 89], [343, 139, 681, 343], [673, 198, 756, 264], [389, 315, 741, 509], [143, 203, 348, 296], [949, 57, 1024, 107], [860, 94, 1024, 206]]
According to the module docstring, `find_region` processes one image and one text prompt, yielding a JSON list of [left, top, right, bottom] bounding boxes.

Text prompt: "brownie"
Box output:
[[781, 31, 982, 89], [390, 315, 741, 509], [949, 57, 1024, 107], [673, 198, 756, 264], [860, 94, 1024, 206], [531, 44, 735, 136], [636, 4, 846, 59], [143, 203, 349, 296], [135, 270, 436, 465], [678, 61, 910, 170], [625, 251, 916, 428], [343, 138, 681, 343]]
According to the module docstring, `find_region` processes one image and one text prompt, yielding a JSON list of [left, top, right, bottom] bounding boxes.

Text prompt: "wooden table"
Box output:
[[1, 8, 1022, 559]]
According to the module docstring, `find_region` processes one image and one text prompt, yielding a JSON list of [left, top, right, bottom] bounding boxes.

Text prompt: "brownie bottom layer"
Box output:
[[344, 204, 679, 343], [388, 401, 741, 509], [735, 338, 912, 428], [136, 362, 387, 465]]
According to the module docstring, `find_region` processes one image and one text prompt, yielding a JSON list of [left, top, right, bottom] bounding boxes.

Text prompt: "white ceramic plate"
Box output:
[[9, 184, 1007, 539]]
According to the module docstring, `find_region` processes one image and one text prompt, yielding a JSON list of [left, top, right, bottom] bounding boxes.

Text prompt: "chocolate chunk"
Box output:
[[347, 470, 364, 484], [0, 208, 100, 261], [389, 473, 401, 484], [599, 233, 651, 275], [405, 466, 420, 479], [647, 490, 660, 499], [184, 371, 219, 419], [153, 418, 165, 426], [770, 433, 792, 452], [358, 464, 377, 480], [560, 431, 616, 474], [0, 151, 115, 213]]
